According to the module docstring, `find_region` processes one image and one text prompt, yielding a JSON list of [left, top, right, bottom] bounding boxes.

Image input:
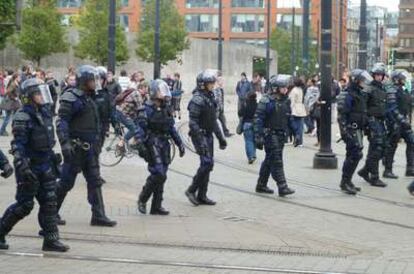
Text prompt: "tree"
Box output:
[[136, 0, 190, 66], [74, 0, 129, 66], [0, 0, 16, 50], [270, 27, 318, 76], [16, 2, 68, 66]]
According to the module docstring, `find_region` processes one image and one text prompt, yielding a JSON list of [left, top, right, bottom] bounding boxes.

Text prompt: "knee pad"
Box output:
[[15, 201, 34, 218]]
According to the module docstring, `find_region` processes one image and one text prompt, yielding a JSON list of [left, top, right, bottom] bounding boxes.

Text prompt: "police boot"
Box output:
[[90, 188, 117, 227], [357, 167, 371, 183], [255, 178, 274, 194], [185, 190, 199, 206], [340, 178, 358, 195], [150, 184, 169, 215], [278, 184, 295, 197], [137, 181, 154, 214], [0, 220, 8, 250], [42, 232, 69, 252], [369, 174, 387, 188], [383, 169, 398, 179], [406, 166, 414, 177], [197, 179, 216, 205]]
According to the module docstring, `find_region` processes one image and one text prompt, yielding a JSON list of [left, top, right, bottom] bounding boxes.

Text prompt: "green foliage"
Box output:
[[0, 0, 16, 50], [136, 0, 190, 66], [16, 4, 68, 66], [74, 0, 129, 65], [270, 27, 318, 76]]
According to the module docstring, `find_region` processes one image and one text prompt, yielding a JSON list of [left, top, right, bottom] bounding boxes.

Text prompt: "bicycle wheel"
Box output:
[[100, 133, 125, 167]]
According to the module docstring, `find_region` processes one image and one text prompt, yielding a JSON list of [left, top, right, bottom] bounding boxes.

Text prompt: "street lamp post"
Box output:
[[313, 0, 338, 169], [154, 0, 161, 79], [108, 0, 116, 73], [358, 0, 368, 69], [302, 0, 310, 74], [265, 0, 271, 87], [218, 0, 223, 71]]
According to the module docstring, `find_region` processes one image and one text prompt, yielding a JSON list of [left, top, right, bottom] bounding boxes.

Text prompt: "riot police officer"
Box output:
[[254, 75, 295, 197], [357, 64, 387, 187], [383, 70, 414, 179], [0, 78, 69, 252], [136, 80, 185, 215], [94, 66, 113, 184], [337, 69, 372, 195], [56, 65, 116, 227], [185, 69, 227, 206]]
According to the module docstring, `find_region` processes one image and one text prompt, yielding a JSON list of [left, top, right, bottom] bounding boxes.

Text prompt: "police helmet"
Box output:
[[20, 78, 53, 105], [370, 63, 386, 76], [196, 69, 218, 90], [96, 66, 107, 81], [76, 65, 98, 91], [350, 69, 373, 86], [391, 70, 408, 84], [149, 79, 171, 100], [269, 74, 292, 90]]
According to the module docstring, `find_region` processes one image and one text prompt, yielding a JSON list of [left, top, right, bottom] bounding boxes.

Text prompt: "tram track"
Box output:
[[174, 122, 414, 231]]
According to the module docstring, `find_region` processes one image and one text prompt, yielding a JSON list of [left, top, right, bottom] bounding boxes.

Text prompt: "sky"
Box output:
[[350, 0, 399, 12]]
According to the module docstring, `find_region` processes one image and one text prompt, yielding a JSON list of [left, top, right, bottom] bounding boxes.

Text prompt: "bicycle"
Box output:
[[100, 125, 176, 167]]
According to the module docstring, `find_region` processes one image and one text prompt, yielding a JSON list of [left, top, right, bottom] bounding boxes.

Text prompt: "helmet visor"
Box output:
[[38, 84, 53, 105]]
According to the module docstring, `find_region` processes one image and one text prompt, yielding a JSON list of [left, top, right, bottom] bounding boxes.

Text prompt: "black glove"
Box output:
[[219, 139, 227, 150], [1, 163, 13, 178], [255, 136, 264, 150], [16, 159, 37, 184], [178, 144, 185, 157], [137, 143, 150, 162], [61, 142, 75, 161]]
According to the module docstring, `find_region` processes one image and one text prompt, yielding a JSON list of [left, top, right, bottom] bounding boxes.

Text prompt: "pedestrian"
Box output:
[[304, 79, 320, 145], [238, 91, 257, 164], [357, 64, 387, 187], [45, 71, 59, 115], [118, 69, 130, 92], [383, 70, 414, 179], [251, 72, 263, 94], [254, 75, 295, 196], [0, 73, 22, 136], [171, 73, 183, 119], [236, 72, 252, 115], [331, 77, 341, 124], [214, 73, 233, 137], [136, 80, 185, 215], [106, 69, 122, 104], [289, 78, 307, 147], [0, 78, 68, 252], [337, 69, 372, 195], [185, 69, 227, 206], [56, 65, 117, 227]]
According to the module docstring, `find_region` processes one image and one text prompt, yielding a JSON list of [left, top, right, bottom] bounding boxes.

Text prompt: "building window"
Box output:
[[276, 0, 301, 8], [186, 0, 218, 8], [231, 14, 265, 33], [276, 14, 302, 29], [186, 14, 218, 32], [119, 14, 129, 32], [231, 0, 264, 8], [56, 0, 84, 8], [120, 0, 129, 7]]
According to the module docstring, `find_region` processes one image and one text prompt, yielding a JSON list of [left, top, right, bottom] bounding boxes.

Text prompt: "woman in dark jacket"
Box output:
[[0, 73, 21, 136], [238, 91, 257, 164]]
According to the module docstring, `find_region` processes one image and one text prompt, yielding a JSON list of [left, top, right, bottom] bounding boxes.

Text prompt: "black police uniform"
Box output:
[[357, 80, 387, 187]]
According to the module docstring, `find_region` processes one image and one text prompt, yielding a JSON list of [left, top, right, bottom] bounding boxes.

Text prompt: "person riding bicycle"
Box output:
[[114, 83, 145, 153], [136, 79, 185, 215]]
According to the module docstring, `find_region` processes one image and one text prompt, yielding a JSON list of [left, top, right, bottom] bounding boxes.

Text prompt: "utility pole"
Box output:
[[218, 0, 223, 71], [358, 0, 368, 69], [108, 0, 116, 73], [313, 0, 338, 169], [153, 0, 161, 79], [291, 7, 296, 75], [339, 0, 344, 78], [266, 0, 271, 86], [302, 0, 310, 75]]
